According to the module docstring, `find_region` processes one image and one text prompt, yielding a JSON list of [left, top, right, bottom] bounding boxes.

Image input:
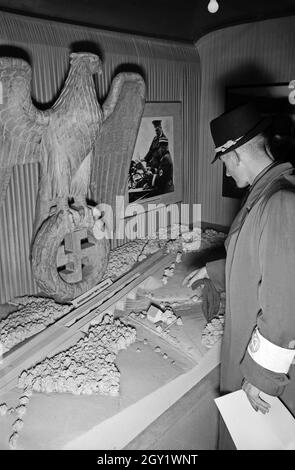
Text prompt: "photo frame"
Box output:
[[223, 83, 295, 198], [127, 102, 182, 211]]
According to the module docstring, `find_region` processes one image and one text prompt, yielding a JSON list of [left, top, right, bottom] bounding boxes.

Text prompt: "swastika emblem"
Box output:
[[56, 228, 97, 284]]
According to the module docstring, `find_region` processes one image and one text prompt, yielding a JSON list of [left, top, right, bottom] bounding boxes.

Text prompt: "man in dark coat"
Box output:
[[184, 103, 295, 449], [151, 136, 174, 195], [143, 120, 168, 172]]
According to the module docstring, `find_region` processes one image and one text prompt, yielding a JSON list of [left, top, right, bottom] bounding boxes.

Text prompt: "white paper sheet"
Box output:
[[215, 390, 295, 450]]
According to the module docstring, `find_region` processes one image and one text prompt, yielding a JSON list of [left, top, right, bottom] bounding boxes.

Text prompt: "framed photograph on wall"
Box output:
[[127, 102, 182, 209], [223, 83, 295, 198]]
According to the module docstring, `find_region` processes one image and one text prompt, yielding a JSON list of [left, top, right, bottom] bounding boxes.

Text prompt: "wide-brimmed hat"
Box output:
[[210, 102, 272, 163]]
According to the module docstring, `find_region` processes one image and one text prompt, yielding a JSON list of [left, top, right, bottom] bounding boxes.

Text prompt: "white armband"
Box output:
[[247, 328, 295, 374]]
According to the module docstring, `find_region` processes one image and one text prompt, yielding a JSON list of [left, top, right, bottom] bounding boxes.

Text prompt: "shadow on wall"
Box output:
[[183, 245, 227, 272], [215, 63, 295, 198], [0, 45, 31, 63], [217, 63, 276, 97], [71, 40, 104, 59], [114, 62, 146, 79]]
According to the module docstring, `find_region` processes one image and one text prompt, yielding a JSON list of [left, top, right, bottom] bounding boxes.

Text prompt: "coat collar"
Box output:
[[225, 162, 295, 247]]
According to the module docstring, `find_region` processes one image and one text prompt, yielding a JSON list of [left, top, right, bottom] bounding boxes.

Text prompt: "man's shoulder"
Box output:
[[256, 171, 295, 219], [263, 170, 295, 202], [262, 186, 295, 217]]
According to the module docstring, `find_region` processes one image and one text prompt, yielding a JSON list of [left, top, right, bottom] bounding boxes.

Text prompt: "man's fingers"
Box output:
[[189, 279, 199, 287], [182, 267, 208, 287], [254, 395, 271, 413], [187, 272, 203, 287], [248, 398, 258, 412], [248, 388, 271, 412], [182, 274, 191, 286], [182, 271, 197, 286], [247, 393, 271, 414], [242, 380, 271, 414], [253, 401, 268, 414]]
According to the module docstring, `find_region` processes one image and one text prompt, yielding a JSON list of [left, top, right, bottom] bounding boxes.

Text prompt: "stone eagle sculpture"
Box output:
[[0, 53, 146, 302]]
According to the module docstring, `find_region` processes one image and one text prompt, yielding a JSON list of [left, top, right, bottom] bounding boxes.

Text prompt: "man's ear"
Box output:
[[232, 150, 241, 165]]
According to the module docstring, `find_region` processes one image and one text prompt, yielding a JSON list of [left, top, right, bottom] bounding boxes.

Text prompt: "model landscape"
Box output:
[[0, 227, 226, 449], [18, 312, 136, 396], [0, 227, 226, 354]]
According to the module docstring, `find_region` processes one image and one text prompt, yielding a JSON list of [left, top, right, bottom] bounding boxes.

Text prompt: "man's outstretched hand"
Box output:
[[182, 266, 209, 287], [242, 379, 271, 414], [192, 278, 221, 322], [182, 266, 221, 322]]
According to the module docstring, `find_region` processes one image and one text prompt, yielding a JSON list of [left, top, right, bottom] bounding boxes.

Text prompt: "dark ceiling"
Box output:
[[1, 0, 295, 43]]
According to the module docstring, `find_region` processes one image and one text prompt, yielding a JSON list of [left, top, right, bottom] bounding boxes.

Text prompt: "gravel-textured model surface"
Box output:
[[18, 312, 136, 396], [0, 297, 72, 353]]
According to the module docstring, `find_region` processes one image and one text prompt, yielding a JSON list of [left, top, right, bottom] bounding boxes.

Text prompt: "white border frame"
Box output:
[[126, 101, 182, 213]]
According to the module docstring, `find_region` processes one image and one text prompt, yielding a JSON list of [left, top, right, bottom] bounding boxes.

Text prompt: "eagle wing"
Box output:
[[0, 57, 47, 209], [90, 73, 145, 216]]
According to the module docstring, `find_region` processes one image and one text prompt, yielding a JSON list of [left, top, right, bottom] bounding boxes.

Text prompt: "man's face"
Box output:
[[158, 144, 167, 156], [220, 151, 249, 188], [155, 126, 162, 137]]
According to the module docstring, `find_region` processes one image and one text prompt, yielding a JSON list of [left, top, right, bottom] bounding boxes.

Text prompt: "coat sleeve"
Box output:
[[206, 258, 226, 292], [240, 190, 295, 396], [154, 155, 172, 187], [144, 138, 156, 163]]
